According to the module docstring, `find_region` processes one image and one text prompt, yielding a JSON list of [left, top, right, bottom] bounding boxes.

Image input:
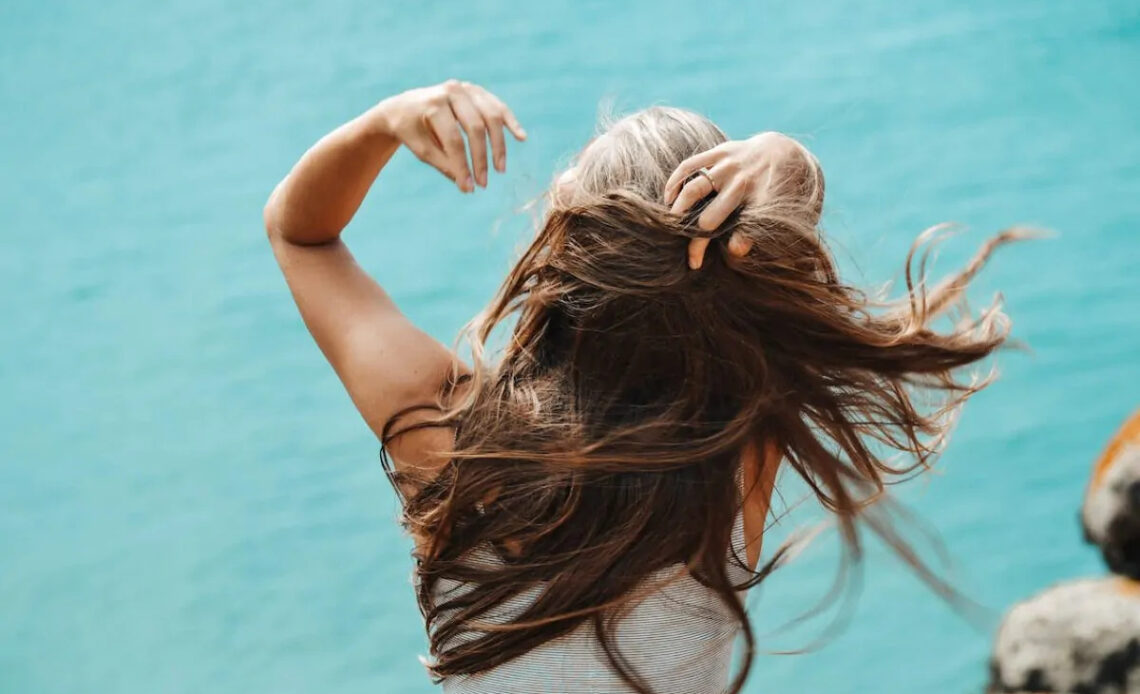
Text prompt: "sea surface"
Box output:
[[2, 1, 1139, 692]]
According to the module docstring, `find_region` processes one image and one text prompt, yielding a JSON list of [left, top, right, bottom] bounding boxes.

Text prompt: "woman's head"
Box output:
[[384, 106, 1030, 693], [556, 106, 728, 204]]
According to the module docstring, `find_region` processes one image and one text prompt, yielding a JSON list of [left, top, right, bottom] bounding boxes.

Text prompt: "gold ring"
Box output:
[[695, 167, 717, 192]]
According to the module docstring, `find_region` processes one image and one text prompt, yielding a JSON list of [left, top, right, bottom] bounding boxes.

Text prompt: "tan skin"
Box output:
[[264, 79, 794, 569]]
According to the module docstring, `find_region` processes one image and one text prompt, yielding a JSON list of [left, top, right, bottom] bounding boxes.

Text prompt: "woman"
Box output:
[[264, 80, 1025, 693]]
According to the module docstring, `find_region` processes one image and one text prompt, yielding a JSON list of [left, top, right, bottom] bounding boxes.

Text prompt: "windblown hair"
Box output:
[[382, 107, 1029, 693]]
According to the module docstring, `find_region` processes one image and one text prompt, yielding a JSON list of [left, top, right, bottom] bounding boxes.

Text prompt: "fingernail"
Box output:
[[495, 156, 504, 172], [464, 176, 474, 191]]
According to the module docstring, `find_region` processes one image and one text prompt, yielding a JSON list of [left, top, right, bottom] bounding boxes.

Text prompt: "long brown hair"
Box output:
[[382, 107, 1031, 693]]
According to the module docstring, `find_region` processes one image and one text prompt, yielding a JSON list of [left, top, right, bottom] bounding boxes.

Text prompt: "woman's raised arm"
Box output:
[[263, 81, 525, 448]]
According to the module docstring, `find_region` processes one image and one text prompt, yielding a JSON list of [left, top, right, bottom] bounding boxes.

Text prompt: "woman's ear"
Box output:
[[552, 167, 578, 207]]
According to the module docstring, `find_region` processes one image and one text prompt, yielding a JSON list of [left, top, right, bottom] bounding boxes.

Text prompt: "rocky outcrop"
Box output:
[[987, 577, 1140, 693], [988, 411, 1140, 694], [1082, 413, 1140, 579]]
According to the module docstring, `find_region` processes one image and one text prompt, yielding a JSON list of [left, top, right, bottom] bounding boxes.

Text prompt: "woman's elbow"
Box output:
[[263, 183, 284, 239]]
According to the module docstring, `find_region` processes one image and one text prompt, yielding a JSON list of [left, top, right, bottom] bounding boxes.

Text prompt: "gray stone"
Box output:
[[987, 577, 1140, 693]]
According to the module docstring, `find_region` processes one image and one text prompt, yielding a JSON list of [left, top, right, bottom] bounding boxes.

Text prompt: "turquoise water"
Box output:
[[2, 1, 1138, 692]]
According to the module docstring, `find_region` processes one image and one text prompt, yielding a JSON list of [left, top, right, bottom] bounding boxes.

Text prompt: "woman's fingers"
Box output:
[[727, 231, 754, 257], [468, 89, 510, 173], [687, 182, 747, 270], [687, 237, 712, 271], [669, 166, 719, 216], [392, 81, 525, 193], [672, 163, 745, 270], [500, 103, 526, 141], [466, 84, 525, 173], [686, 230, 752, 271], [473, 85, 527, 141], [408, 141, 458, 184], [664, 148, 721, 205], [424, 106, 473, 192], [448, 90, 489, 187], [696, 180, 745, 231]]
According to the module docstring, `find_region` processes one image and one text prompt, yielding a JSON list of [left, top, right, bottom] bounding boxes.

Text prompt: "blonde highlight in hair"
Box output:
[[382, 106, 1032, 693]]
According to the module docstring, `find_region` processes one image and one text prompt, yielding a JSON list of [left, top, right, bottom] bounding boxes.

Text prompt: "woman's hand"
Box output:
[[374, 80, 526, 193], [663, 132, 815, 270]]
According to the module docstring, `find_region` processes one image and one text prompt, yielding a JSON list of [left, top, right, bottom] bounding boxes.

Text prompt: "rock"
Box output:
[[1082, 411, 1140, 579], [987, 577, 1140, 693]]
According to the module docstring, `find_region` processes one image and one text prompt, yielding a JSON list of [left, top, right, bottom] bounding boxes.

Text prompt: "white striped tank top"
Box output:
[[429, 514, 751, 694]]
